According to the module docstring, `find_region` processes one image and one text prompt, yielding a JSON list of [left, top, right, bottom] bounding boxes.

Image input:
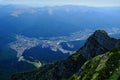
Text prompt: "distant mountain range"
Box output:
[[10, 30, 120, 80], [1, 5, 120, 37]]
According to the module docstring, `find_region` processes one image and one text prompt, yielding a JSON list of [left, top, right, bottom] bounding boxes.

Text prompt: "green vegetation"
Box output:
[[9, 45, 120, 80], [68, 47, 120, 80], [109, 66, 120, 80], [10, 50, 87, 80], [18, 56, 42, 68]]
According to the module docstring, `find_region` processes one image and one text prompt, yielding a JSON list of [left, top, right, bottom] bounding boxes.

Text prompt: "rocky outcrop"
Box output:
[[10, 30, 120, 80], [81, 30, 120, 59]]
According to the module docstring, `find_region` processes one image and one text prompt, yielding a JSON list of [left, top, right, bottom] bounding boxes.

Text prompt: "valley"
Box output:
[[10, 30, 120, 80], [0, 4, 120, 80], [9, 28, 120, 68], [9, 30, 92, 67]]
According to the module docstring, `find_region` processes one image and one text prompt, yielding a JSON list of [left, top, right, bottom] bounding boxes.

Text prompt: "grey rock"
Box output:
[[81, 30, 120, 59]]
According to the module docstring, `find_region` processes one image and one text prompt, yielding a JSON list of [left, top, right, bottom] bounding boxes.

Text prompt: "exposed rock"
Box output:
[[81, 30, 120, 59]]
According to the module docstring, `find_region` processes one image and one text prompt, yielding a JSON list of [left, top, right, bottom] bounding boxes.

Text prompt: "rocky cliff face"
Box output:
[[10, 30, 120, 80], [81, 30, 120, 59]]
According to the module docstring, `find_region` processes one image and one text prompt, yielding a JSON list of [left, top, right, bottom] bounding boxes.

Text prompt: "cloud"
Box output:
[[0, 0, 120, 7]]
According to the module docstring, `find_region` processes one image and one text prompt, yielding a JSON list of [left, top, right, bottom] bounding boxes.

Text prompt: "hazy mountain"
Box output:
[[1, 5, 120, 37]]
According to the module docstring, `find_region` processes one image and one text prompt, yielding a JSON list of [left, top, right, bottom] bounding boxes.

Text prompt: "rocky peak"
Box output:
[[93, 30, 108, 36], [92, 30, 109, 40], [81, 30, 120, 59]]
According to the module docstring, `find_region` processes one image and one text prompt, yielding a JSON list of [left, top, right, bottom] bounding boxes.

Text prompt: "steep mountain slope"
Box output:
[[81, 30, 120, 59], [10, 30, 120, 80], [69, 47, 120, 80]]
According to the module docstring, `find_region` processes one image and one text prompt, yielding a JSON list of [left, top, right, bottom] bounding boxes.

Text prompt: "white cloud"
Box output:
[[0, 0, 120, 7]]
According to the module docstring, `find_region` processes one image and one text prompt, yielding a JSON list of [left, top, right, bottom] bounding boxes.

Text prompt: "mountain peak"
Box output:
[[94, 30, 108, 34], [92, 30, 109, 39], [81, 30, 120, 59]]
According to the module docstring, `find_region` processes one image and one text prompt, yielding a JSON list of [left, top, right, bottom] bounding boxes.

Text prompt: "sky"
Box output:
[[0, 0, 120, 7]]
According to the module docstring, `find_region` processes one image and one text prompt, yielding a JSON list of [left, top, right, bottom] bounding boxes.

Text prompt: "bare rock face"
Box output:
[[81, 30, 120, 59]]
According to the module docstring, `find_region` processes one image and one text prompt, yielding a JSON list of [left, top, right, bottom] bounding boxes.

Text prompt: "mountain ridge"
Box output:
[[81, 30, 120, 59], [68, 47, 120, 80], [10, 30, 120, 80]]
